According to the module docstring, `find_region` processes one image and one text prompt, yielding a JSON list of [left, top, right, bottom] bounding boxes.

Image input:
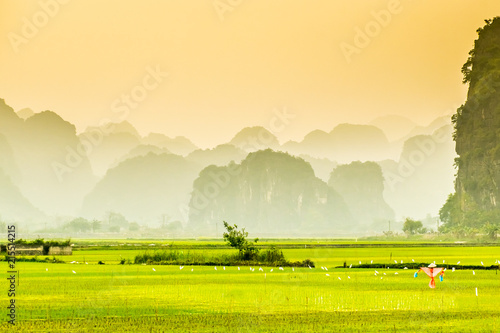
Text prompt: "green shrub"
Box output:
[[133, 249, 314, 267]]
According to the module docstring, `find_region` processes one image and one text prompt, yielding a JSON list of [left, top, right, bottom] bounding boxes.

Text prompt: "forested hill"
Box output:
[[188, 149, 354, 235], [442, 17, 500, 231]]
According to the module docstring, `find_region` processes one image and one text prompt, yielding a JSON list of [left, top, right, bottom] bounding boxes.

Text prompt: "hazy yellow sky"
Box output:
[[1, 0, 499, 147]]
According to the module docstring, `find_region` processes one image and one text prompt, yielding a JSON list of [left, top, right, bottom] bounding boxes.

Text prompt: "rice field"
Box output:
[[2, 242, 500, 332]]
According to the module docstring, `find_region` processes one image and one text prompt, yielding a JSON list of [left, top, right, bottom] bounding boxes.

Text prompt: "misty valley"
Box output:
[[1, 3, 500, 331], [0, 99, 455, 236]]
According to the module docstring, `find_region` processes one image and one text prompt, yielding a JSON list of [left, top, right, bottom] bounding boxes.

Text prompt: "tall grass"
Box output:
[[134, 247, 314, 267]]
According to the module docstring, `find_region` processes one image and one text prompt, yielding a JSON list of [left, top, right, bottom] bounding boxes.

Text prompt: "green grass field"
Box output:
[[2, 241, 500, 332], [66, 244, 500, 266]]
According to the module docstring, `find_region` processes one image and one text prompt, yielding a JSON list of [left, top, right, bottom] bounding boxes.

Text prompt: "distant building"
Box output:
[[1, 245, 72, 255], [48, 246, 72, 255]]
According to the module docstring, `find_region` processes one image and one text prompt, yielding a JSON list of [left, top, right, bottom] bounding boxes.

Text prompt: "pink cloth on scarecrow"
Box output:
[[420, 267, 443, 288]]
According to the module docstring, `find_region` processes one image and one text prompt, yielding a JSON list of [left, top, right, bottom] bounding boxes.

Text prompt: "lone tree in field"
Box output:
[[402, 218, 424, 235], [222, 221, 259, 260]]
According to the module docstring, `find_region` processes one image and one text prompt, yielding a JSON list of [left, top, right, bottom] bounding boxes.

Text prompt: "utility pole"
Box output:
[[161, 214, 170, 229]]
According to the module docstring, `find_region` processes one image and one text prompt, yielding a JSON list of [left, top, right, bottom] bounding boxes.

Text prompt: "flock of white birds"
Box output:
[[45, 258, 498, 289], [37, 258, 499, 297]]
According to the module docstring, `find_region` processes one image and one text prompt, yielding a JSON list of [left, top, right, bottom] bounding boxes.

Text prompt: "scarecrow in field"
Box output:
[[414, 263, 444, 288]]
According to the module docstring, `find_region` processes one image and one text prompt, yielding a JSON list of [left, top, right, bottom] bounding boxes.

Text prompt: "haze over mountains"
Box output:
[[0, 98, 455, 235]]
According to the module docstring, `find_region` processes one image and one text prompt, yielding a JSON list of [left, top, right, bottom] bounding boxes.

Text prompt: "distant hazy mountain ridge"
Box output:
[[188, 150, 353, 235], [0, 98, 456, 234], [328, 161, 395, 232]]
